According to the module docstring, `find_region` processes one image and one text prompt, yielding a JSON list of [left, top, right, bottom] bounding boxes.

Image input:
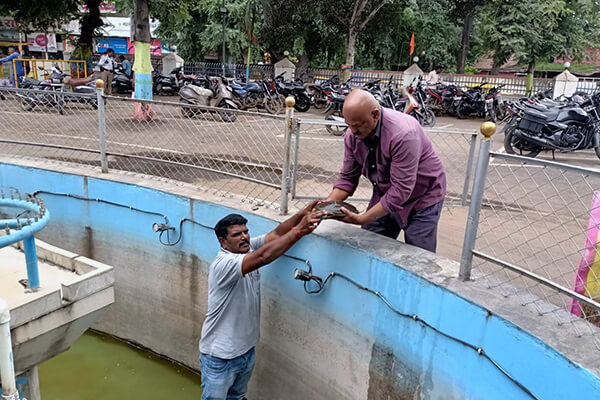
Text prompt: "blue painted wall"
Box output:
[[1, 162, 599, 400]]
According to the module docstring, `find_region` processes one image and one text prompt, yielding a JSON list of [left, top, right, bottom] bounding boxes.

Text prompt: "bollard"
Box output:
[[280, 96, 295, 215], [96, 79, 108, 173], [459, 122, 496, 281]]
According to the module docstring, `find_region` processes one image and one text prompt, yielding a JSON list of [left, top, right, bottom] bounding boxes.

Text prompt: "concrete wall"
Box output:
[[1, 160, 600, 399]]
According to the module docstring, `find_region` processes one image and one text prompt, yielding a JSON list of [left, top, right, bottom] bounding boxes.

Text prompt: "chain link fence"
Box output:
[[0, 87, 101, 165], [102, 95, 287, 207], [288, 118, 477, 211], [462, 143, 600, 349]]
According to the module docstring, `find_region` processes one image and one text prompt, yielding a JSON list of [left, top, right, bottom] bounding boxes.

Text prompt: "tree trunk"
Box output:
[[345, 27, 358, 81], [133, 0, 153, 117], [490, 57, 501, 75], [134, 0, 151, 43], [456, 11, 474, 74], [526, 58, 535, 95], [295, 53, 309, 80], [79, 0, 102, 52]]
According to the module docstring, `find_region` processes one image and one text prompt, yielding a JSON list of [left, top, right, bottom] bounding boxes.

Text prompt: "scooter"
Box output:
[[112, 66, 133, 94], [179, 76, 238, 122]]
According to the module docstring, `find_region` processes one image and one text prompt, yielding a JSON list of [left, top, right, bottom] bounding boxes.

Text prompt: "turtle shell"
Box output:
[[314, 201, 359, 218]]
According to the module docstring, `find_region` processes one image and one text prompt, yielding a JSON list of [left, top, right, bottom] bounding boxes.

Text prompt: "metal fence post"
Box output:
[[459, 122, 496, 280], [280, 97, 295, 215], [291, 118, 301, 200], [96, 79, 108, 173], [461, 133, 478, 206]]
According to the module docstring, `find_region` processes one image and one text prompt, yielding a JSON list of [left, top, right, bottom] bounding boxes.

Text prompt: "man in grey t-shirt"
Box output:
[[199, 203, 323, 400]]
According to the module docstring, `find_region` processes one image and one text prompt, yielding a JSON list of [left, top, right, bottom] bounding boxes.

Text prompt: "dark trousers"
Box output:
[[362, 201, 444, 253]]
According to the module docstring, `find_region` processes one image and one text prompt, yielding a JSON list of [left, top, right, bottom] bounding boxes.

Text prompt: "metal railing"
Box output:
[[183, 62, 275, 81], [460, 127, 600, 349]]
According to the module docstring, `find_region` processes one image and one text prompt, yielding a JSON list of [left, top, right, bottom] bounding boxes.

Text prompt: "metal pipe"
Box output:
[[280, 97, 295, 215], [23, 235, 40, 291], [97, 79, 108, 173], [461, 133, 478, 206], [0, 298, 19, 400], [459, 122, 496, 280]]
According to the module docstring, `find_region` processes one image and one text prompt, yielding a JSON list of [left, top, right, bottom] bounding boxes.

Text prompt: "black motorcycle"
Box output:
[[153, 68, 179, 95], [503, 91, 600, 158], [274, 74, 311, 112], [456, 82, 488, 119]]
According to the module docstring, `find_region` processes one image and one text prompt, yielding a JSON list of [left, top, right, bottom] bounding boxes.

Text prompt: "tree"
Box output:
[[2, 0, 103, 56], [479, 0, 600, 93], [450, 0, 488, 74]]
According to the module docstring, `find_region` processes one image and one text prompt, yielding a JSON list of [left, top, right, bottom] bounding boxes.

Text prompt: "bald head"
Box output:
[[343, 89, 380, 140]]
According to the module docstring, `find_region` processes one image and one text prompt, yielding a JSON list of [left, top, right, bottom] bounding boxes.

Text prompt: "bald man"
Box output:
[[326, 89, 446, 252]]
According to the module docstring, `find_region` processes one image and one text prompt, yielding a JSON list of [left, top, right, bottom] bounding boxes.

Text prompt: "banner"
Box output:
[[127, 39, 161, 55], [26, 33, 58, 53], [571, 191, 600, 325], [96, 37, 128, 54], [410, 32, 415, 56]]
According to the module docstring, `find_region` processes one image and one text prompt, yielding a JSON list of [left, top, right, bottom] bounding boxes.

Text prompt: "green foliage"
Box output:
[[478, 0, 600, 73], [463, 65, 480, 74], [0, 0, 80, 32]]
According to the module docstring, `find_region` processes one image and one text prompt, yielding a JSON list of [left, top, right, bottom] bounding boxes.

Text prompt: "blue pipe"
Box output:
[[23, 236, 39, 290]]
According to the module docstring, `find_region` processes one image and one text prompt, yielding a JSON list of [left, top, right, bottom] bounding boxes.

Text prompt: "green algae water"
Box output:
[[38, 330, 203, 399]]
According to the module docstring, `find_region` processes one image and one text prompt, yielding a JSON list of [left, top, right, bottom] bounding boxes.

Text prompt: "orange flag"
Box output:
[[410, 32, 415, 56]]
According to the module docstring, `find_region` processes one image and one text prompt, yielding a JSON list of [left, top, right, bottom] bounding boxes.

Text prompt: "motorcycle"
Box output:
[[112, 65, 133, 94], [485, 84, 506, 122], [153, 68, 179, 96], [274, 74, 311, 112], [503, 91, 600, 158], [16, 64, 67, 114], [456, 82, 488, 119], [306, 75, 342, 110], [179, 76, 238, 122], [323, 91, 347, 136]]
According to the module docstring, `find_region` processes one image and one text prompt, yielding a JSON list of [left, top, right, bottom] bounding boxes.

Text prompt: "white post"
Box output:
[[0, 298, 19, 400]]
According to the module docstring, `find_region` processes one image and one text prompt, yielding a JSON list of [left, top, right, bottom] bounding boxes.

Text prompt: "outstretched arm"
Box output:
[[264, 200, 320, 243], [242, 210, 324, 275]]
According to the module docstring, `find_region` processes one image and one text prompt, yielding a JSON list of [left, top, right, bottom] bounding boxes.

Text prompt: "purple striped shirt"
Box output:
[[333, 108, 446, 226]]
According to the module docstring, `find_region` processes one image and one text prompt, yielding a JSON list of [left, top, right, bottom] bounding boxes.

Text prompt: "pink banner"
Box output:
[[571, 191, 600, 319]]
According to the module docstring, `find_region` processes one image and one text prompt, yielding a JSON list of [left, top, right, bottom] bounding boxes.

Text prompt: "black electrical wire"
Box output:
[[298, 269, 539, 400], [32, 190, 170, 225]]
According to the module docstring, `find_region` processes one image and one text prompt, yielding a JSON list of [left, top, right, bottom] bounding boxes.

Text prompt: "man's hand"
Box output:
[[301, 200, 321, 217], [339, 207, 366, 225], [295, 210, 326, 236]]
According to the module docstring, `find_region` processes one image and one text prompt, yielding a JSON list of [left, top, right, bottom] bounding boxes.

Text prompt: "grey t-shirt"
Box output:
[[199, 234, 266, 359]]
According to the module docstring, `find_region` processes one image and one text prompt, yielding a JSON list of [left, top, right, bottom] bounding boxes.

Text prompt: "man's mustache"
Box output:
[[240, 240, 249, 246]]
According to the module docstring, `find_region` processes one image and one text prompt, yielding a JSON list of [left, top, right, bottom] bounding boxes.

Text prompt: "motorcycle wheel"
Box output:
[[294, 93, 311, 112], [180, 99, 196, 118], [311, 92, 326, 110], [20, 99, 34, 112], [504, 127, 540, 158], [496, 104, 507, 122], [155, 83, 163, 96], [243, 94, 259, 109], [422, 107, 436, 127], [325, 110, 345, 136], [218, 102, 237, 123], [265, 96, 281, 115], [488, 106, 497, 123], [595, 146, 600, 160], [456, 101, 470, 119]]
